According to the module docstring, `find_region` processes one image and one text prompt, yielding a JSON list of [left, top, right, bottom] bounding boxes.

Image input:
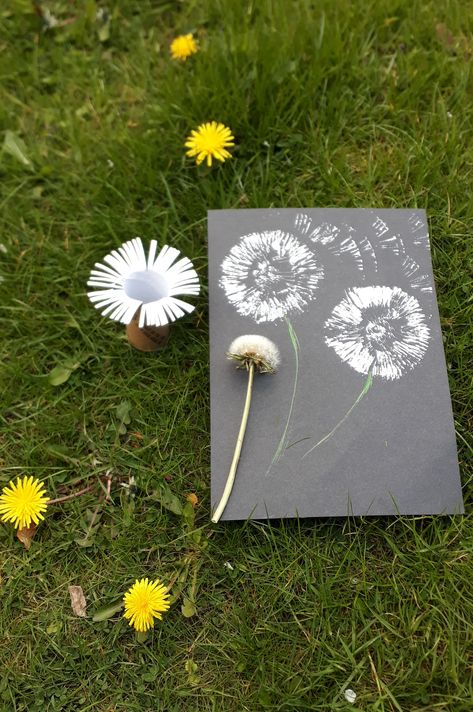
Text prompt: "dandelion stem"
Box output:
[[48, 484, 96, 505], [48, 471, 114, 505], [267, 318, 299, 474], [302, 372, 373, 459], [212, 361, 255, 523]]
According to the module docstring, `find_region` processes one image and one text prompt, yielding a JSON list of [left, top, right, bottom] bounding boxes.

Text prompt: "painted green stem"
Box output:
[[266, 318, 300, 474], [302, 373, 373, 459]]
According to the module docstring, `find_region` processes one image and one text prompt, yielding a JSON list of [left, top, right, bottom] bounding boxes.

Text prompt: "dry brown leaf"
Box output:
[[186, 493, 199, 508], [436, 23, 455, 48], [17, 525, 37, 550], [435, 23, 471, 57], [69, 585, 87, 618]]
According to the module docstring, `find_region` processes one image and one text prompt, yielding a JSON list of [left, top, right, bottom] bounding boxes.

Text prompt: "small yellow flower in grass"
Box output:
[[185, 121, 235, 167], [170, 33, 198, 62], [123, 578, 171, 632], [0, 476, 49, 530]]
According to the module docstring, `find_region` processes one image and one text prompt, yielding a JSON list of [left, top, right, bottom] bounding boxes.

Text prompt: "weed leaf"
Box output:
[[152, 484, 183, 516], [92, 600, 123, 622], [2, 130, 33, 168]]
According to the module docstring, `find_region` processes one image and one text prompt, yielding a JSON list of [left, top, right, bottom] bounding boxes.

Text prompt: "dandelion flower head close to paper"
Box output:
[[185, 122, 235, 167], [228, 334, 281, 373], [123, 578, 171, 632], [0, 476, 49, 530]]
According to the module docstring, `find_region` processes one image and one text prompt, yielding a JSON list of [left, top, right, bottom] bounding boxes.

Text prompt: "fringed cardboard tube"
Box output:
[[87, 239, 200, 352], [126, 308, 170, 352]]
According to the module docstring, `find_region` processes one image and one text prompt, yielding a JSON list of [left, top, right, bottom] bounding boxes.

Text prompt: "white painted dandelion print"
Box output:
[[324, 286, 431, 380], [367, 212, 433, 302], [219, 230, 324, 323], [303, 285, 431, 457], [370, 211, 430, 253], [294, 213, 379, 277], [407, 213, 430, 250], [294, 211, 434, 300]]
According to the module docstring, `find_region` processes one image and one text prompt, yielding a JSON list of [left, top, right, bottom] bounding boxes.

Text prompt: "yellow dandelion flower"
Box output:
[[185, 121, 235, 167], [170, 34, 198, 62], [0, 476, 49, 530], [123, 578, 171, 632]]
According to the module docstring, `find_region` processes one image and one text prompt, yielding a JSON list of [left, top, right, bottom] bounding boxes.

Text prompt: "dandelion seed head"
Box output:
[[228, 334, 280, 373]]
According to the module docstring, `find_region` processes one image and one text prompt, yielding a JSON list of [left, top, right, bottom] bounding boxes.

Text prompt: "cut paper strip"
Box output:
[[87, 238, 200, 328]]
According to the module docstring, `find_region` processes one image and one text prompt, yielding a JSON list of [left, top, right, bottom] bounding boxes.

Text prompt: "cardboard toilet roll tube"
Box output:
[[126, 309, 170, 352]]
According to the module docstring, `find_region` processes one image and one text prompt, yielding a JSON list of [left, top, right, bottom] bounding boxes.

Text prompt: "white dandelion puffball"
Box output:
[[325, 286, 431, 380], [228, 334, 280, 373], [87, 238, 200, 328], [344, 689, 357, 704], [220, 230, 324, 323]]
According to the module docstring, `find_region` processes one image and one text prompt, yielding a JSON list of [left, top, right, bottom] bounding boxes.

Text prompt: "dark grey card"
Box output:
[[208, 209, 463, 520]]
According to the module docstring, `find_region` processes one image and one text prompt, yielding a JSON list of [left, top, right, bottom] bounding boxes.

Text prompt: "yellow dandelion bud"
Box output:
[[185, 121, 235, 167]]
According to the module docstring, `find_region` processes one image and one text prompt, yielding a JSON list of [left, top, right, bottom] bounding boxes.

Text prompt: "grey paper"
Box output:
[[208, 208, 463, 520]]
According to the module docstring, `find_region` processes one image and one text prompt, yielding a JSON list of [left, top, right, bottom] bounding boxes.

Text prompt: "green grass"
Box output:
[[1, 0, 472, 710]]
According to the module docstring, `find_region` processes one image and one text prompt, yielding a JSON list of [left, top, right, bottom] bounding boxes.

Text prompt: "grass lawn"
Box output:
[[1, 0, 472, 710]]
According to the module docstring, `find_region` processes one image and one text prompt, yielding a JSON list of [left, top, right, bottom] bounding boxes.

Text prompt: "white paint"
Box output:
[[372, 211, 431, 254], [295, 214, 340, 245], [325, 286, 431, 380], [400, 256, 432, 295], [220, 230, 323, 323], [87, 237, 200, 327], [294, 213, 378, 276], [370, 213, 433, 292], [408, 213, 430, 249], [371, 215, 390, 238], [370, 218, 406, 255], [357, 234, 378, 272]]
